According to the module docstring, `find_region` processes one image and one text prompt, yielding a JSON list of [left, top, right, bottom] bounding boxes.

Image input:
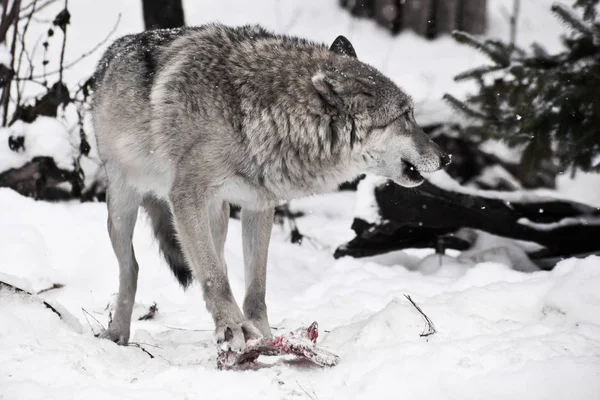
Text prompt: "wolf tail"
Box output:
[[142, 196, 193, 288]]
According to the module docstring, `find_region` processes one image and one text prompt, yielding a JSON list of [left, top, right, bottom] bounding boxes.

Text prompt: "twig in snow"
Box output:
[[129, 342, 155, 359], [404, 294, 436, 337], [130, 341, 163, 349], [272, 325, 331, 333], [296, 381, 319, 400], [157, 323, 212, 332], [37, 282, 64, 294], [138, 302, 158, 321], [81, 307, 105, 336]]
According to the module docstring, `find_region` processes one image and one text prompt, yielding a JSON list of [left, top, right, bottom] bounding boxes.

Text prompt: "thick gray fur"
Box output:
[[91, 23, 448, 350]]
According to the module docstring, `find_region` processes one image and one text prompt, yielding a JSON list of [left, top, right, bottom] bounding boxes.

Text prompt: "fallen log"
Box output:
[[334, 178, 600, 269]]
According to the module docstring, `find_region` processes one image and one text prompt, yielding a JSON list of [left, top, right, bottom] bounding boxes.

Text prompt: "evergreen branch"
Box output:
[[451, 30, 485, 49], [454, 64, 505, 82], [574, 0, 599, 21], [531, 42, 553, 60], [551, 2, 595, 40], [452, 31, 511, 66], [443, 94, 493, 121]]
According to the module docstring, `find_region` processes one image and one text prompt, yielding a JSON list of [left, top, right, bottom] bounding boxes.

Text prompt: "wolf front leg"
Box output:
[[241, 207, 274, 338], [169, 186, 261, 352]]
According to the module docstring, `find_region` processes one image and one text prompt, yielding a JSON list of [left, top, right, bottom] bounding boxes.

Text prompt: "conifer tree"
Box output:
[[444, 1, 600, 174]]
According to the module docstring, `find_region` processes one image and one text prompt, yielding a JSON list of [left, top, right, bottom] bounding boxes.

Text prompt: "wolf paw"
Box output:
[[243, 296, 272, 338], [98, 326, 130, 346], [215, 319, 263, 353], [247, 316, 272, 339]]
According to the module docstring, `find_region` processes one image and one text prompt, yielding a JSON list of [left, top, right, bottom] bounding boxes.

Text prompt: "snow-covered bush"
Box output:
[[0, 1, 103, 201]]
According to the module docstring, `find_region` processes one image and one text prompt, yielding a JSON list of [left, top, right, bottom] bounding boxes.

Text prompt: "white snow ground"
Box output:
[[2, 0, 600, 399]]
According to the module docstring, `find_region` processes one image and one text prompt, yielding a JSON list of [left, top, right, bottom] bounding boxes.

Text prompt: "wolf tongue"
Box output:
[[216, 321, 339, 369]]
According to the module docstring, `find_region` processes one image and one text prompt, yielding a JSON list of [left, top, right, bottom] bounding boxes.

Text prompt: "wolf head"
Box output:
[[313, 36, 450, 188]]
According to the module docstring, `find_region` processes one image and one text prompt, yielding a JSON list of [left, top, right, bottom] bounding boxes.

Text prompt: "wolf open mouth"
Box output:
[[402, 160, 424, 182]]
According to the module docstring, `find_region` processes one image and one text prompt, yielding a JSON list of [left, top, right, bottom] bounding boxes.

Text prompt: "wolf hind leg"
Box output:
[[99, 170, 141, 345]]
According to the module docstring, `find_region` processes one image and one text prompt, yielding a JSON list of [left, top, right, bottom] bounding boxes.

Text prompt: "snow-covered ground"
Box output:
[[2, 187, 600, 399], [2, 0, 600, 399]]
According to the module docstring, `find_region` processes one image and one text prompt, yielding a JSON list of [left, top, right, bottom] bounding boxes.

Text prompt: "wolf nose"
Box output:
[[440, 153, 452, 168]]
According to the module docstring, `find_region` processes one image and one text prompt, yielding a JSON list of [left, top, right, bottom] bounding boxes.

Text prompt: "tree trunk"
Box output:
[[374, 0, 402, 34], [436, 0, 460, 35], [340, 0, 375, 18], [142, 0, 185, 31], [459, 0, 487, 34], [340, 0, 487, 38], [402, 0, 434, 38]]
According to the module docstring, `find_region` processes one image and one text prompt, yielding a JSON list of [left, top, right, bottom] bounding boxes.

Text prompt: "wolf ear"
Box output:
[[312, 71, 373, 112], [329, 35, 357, 58]]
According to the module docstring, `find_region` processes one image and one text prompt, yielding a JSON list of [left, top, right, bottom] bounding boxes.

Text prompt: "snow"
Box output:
[[0, 117, 75, 173], [0, 43, 10, 66], [2, 186, 600, 399], [427, 169, 589, 204], [353, 174, 387, 225], [2, 0, 600, 399]]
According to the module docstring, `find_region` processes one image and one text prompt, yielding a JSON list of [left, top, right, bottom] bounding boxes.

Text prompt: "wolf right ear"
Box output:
[[312, 72, 344, 110], [312, 71, 374, 112], [330, 35, 357, 58]]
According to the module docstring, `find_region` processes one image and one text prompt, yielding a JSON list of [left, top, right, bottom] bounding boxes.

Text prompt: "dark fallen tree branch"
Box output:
[[0, 156, 79, 200], [335, 179, 600, 268], [0, 279, 62, 318]]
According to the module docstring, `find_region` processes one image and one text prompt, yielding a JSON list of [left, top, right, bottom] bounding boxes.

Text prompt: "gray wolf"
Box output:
[[91, 23, 449, 351]]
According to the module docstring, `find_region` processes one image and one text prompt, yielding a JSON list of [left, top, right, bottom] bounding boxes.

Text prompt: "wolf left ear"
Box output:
[[330, 35, 357, 58]]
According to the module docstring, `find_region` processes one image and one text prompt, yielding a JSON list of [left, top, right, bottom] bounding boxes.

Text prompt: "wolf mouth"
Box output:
[[402, 160, 424, 182]]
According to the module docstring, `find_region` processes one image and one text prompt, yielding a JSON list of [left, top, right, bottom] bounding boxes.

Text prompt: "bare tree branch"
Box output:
[[16, 0, 38, 106], [2, 0, 21, 126], [15, 12, 120, 81], [19, 0, 57, 19], [0, 0, 20, 43], [57, 0, 67, 83]]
